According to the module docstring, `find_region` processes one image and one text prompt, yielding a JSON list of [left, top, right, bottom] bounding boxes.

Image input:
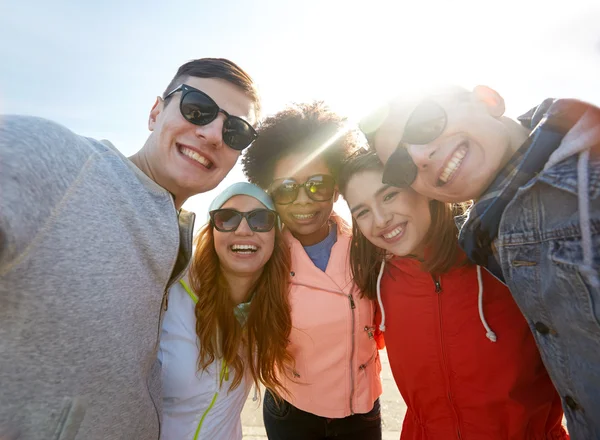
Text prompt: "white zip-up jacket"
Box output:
[[159, 280, 251, 440]]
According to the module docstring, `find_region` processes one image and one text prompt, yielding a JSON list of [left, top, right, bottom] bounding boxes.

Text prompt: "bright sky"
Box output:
[[2, 0, 599, 225]]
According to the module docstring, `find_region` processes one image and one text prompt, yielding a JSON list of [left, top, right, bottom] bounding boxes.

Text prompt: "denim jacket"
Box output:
[[461, 99, 600, 439]]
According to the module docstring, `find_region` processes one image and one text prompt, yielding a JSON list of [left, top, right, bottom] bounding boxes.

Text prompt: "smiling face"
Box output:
[[271, 153, 338, 246], [213, 195, 276, 280], [372, 87, 514, 203], [345, 169, 431, 257], [143, 76, 256, 201]]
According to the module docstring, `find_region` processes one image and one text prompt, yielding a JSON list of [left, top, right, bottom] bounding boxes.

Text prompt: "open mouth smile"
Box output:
[[178, 143, 213, 169], [437, 142, 468, 187]]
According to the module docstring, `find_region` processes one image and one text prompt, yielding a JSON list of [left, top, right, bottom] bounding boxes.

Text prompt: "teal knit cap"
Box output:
[[208, 181, 276, 215]]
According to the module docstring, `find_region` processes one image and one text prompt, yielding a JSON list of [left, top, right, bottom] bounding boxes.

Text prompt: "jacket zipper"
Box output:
[[192, 361, 229, 440], [348, 294, 356, 415], [289, 280, 359, 415], [358, 350, 377, 378], [151, 204, 195, 440], [434, 276, 462, 439]]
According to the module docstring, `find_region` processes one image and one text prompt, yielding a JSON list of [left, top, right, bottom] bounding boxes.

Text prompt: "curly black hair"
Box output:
[[241, 101, 366, 189]]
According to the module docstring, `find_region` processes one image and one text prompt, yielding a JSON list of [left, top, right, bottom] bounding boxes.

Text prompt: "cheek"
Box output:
[[222, 149, 241, 169], [263, 242, 275, 262], [356, 219, 374, 242], [318, 200, 335, 215], [411, 179, 437, 200], [213, 234, 228, 260]]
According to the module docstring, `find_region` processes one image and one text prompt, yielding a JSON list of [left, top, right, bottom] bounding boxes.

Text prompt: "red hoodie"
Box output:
[[377, 256, 567, 440]]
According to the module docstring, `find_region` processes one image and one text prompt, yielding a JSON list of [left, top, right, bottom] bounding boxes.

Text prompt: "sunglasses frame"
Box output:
[[382, 100, 448, 188], [269, 174, 336, 205], [209, 208, 278, 232], [164, 84, 258, 151]]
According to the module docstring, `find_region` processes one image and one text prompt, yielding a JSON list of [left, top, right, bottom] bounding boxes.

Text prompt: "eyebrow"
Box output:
[[349, 184, 392, 214]]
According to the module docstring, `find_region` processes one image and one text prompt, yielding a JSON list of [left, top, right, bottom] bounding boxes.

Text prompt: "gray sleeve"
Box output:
[[0, 115, 93, 271]]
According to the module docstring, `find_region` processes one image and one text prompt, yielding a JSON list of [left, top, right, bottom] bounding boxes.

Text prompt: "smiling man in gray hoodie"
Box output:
[[0, 58, 260, 440]]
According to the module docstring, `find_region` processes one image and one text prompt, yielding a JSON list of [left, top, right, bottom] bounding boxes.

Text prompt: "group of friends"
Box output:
[[0, 57, 599, 440]]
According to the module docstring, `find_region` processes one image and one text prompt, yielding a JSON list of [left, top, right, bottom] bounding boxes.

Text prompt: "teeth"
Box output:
[[231, 244, 258, 253], [293, 213, 316, 220], [180, 146, 212, 168], [439, 145, 467, 183], [383, 226, 404, 239]]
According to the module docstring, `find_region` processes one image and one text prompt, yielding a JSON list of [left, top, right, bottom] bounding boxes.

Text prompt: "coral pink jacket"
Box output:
[[279, 222, 383, 418]]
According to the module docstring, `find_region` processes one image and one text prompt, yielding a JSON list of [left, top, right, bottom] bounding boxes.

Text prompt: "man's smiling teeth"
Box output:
[[383, 226, 404, 239], [439, 144, 468, 184], [292, 213, 316, 220], [231, 244, 257, 254], [180, 145, 212, 168]]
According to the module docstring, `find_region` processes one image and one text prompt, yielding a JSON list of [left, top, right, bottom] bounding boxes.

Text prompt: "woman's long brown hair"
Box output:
[[339, 151, 469, 300], [188, 223, 293, 399]]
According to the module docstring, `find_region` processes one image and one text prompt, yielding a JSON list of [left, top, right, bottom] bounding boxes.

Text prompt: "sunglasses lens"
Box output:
[[211, 209, 242, 231], [382, 147, 417, 188], [305, 175, 335, 201], [248, 210, 277, 232], [271, 180, 298, 205], [403, 100, 447, 145], [223, 117, 257, 151], [181, 91, 219, 125]]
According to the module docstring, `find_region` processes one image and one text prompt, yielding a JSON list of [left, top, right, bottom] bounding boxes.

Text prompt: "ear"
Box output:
[[472, 85, 505, 118], [148, 97, 164, 132]]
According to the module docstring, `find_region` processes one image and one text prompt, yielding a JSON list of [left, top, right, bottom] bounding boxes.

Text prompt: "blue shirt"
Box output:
[[303, 224, 337, 272]]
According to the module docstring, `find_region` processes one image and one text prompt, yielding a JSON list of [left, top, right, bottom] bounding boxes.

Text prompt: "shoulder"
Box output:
[[1, 115, 95, 156], [0, 115, 117, 185], [161, 283, 199, 350]]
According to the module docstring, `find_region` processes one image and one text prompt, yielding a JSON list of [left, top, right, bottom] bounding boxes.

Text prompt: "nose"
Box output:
[[234, 217, 253, 236], [195, 114, 225, 149], [372, 205, 392, 230], [406, 143, 438, 169], [292, 185, 312, 205]]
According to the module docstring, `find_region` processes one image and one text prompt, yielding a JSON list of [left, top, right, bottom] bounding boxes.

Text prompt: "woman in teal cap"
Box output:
[[158, 182, 293, 440]]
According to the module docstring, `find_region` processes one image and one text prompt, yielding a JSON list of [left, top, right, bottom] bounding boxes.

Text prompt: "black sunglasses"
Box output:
[[269, 174, 336, 205], [210, 208, 278, 232], [164, 84, 258, 151], [382, 100, 447, 188]]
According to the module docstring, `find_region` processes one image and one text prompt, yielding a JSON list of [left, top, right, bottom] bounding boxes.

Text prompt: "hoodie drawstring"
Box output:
[[544, 108, 599, 289], [477, 265, 497, 342], [376, 259, 386, 332], [577, 150, 599, 288]]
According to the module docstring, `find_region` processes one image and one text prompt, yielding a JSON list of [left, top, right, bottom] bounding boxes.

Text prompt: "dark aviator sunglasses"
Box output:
[[210, 208, 278, 233], [269, 174, 336, 205], [381, 100, 447, 188], [164, 84, 258, 151]]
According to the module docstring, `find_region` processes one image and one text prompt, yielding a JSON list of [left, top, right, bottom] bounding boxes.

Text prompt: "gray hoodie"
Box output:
[[0, 116, 195, 440]]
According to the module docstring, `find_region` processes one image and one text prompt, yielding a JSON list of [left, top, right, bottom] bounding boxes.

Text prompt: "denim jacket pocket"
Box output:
[[550, 234, 600, 334], [53, 397, 87, 440]]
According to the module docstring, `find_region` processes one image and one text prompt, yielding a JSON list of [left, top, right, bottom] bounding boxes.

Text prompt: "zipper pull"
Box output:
[[349, 294, 356, 309], [432, 276, 442, 293], [359, 364, 367, 378], [162, 291, 169, 311], [364, 326, 374, 339]]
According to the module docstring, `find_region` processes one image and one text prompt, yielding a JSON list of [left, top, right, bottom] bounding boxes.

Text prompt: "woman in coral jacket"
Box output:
[[242, 102, 383, 440], [339, 151, 567, 440]]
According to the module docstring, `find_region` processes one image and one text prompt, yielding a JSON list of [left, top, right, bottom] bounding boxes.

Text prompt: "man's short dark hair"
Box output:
[[163, 58, 261, 118], [242, 101, 366, 189]]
